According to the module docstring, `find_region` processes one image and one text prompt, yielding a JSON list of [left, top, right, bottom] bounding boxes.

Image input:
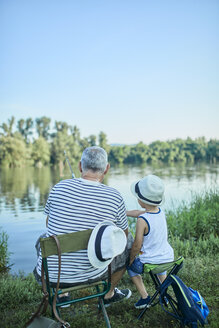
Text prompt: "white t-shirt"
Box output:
[[139, 208, 174, 264], [36, 178, 128, 284]]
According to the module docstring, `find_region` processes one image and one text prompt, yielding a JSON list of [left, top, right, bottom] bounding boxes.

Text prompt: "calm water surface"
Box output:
[[0, 163, 218, 274]]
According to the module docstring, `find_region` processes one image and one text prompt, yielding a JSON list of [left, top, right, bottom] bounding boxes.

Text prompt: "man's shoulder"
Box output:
[[56, 178, 79, 186], [100, 183, 122, 196], [55, 179, 124, 201]]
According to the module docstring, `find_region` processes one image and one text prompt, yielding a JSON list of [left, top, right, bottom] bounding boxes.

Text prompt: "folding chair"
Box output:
[[137, 256, 184, 320], [40, 229, 112, 328]]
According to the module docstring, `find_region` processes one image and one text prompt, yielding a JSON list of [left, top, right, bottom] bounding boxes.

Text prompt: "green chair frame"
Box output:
[[40, 229, 112, 328], [137, 256, 184, 321]]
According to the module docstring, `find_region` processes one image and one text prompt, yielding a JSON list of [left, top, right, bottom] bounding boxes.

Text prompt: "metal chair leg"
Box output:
[[137, 289, 160, 320], [99, 298, 111, 328]]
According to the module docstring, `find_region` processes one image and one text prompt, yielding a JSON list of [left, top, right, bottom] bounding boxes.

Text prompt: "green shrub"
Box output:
[[166, 189, 219, 240], [0, 229, 10, 273], [170, 233, 219, 258], [0, 273, 41, 309]]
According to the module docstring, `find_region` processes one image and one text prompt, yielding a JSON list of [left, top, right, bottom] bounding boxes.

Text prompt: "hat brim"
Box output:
[[131, 181, 165, 206], [88, 220, 124, 269]]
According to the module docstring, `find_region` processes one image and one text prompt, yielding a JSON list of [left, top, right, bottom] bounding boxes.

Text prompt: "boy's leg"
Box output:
[[131, 274, 148, 299]]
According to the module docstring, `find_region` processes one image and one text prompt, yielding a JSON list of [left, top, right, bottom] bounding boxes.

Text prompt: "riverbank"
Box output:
[[0, 190, 218, 327]]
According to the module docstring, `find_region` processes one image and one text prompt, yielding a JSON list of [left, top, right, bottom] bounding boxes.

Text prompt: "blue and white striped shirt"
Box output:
[[36, 178, 128, 284]]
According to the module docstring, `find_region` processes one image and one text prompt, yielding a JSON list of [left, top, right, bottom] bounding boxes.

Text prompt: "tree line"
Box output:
[[0, 116, 218, 168]]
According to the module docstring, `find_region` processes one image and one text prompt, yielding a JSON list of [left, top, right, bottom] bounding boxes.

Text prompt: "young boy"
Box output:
[[126, 174, 174, 309]]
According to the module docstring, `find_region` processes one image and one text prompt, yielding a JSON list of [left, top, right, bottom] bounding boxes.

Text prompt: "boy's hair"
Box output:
[[81, 147, 108, 173]]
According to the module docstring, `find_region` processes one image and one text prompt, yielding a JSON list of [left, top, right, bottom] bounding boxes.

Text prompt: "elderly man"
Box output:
[[35, 146, 132, 306]]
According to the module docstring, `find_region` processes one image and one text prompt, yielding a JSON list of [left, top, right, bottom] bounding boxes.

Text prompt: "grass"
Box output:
[[0, 190, 218, 328], [0, 229, 10, 273]]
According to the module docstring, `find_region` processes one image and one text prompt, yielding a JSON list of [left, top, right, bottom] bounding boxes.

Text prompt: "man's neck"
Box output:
[[81, 171, 104, 183]]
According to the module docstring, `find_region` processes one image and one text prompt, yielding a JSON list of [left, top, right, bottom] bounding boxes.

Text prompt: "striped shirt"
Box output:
[[36, 178, 128, 284]]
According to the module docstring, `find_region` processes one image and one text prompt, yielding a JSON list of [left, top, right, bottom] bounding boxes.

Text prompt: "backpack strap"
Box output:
[[159, 293, 183, 323], [159, 276, 183, 322]]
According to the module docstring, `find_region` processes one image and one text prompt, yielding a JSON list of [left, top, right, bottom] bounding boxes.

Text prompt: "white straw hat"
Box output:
[[88, 221, 127, 269], [131, 174, 165, 206]]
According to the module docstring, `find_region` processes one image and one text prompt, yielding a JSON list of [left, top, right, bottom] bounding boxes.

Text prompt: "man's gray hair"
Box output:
[[81, 146, 108, 173]]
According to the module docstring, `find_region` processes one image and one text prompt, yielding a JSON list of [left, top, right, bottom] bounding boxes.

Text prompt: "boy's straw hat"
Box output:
[[131, 174, 165, 206], [88, 221, 127, 269]]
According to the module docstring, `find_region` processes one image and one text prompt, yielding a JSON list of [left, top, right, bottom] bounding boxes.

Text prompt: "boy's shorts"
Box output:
[[127, 257, 166, 277]]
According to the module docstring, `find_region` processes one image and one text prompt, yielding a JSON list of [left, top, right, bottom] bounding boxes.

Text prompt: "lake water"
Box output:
[[0, 163, 218, 275]]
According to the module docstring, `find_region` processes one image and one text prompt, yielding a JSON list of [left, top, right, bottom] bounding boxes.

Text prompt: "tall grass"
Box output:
[[166, 189, 219, 240], [0, 229, 10, 273]]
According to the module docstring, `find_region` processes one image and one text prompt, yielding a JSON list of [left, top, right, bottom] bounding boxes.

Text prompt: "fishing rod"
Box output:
[[64, 150, 75, 178]]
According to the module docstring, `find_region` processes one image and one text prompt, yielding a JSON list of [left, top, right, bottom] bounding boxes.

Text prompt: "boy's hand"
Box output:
[[129, 257, 135, 266]]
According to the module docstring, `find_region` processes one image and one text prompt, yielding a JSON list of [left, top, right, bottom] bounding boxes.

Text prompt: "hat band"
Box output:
[[135, 182, 162, 205], [95, 225, 111, 262]]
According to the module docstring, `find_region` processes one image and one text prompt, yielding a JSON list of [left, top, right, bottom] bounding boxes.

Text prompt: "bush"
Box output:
[[0, 273, 41, 309], [0, 229, 10, 273], [166, 189, 219, 240]]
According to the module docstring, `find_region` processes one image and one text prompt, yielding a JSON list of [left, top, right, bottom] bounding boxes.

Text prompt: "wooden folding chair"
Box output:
[[137, 256, 184, 320], [40, 229, 112, 328]]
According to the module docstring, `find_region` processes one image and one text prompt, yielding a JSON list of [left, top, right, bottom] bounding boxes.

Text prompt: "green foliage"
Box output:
[[0, 116, 15, 137], [31, 136, 51, 166], [0, 117, 218, 168], [0, 230, 10, 273], [166, 189, 219, 240], [99, 131, 110, 153], [17, 118, 33, 142], [0, 273, 41, 308], [35, 116, 51, 140], [170, 233, 219, 259], [0, 135, 29, 167]]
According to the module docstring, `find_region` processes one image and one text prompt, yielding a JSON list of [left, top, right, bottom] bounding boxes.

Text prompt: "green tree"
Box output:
[[54, 121, 69, 133], [0, 116, 15, 137], [109, 146, 127, 164], [98, 131, 110, 153], [0, 134, 28, 167], [35, 117, 51, 140], [207, 139, 219, 163], [32, 136, 51, 167], [87, 134, 97, 147], [51, 121, 71, 166], [17, 118, 33, 142]]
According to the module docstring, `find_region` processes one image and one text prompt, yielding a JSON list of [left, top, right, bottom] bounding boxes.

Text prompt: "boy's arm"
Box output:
[[126, 210, 146, 218], [129, 217, 148, 265]]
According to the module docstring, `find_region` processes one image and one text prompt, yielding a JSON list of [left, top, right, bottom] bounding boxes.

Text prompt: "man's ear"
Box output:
[[104, 163, 110, 175], [79, 161, 82, 172]]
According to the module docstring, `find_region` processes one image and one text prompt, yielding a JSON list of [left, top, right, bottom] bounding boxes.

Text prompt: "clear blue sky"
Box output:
[[1, 0, 218, 144]]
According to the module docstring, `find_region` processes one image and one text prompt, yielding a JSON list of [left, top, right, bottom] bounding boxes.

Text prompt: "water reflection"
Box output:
[[0, 163, 218, 215], [0, 167, 51, 215]]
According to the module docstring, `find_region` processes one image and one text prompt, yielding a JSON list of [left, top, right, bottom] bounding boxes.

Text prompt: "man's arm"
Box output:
[[123, 227, 128, 237], [126, 210, 146, 218], [129, 218, 148, 265], [46, 216, 49, 227]]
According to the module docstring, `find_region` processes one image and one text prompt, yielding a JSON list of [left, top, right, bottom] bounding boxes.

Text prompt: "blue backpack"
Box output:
[[160, 275, 209, 327]]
